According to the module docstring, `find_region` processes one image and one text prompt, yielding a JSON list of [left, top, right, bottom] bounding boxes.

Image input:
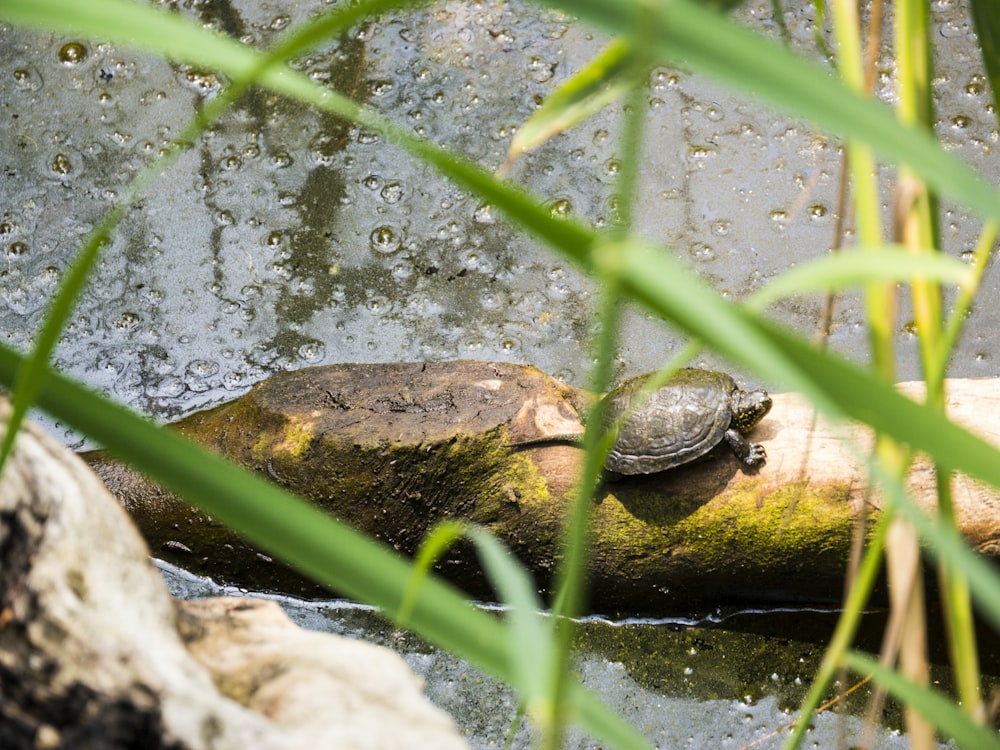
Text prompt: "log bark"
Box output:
[[82, 361, 1000, 615]]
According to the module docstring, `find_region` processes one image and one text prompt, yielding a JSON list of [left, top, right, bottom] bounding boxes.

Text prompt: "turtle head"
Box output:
[[731, 388, 772, 434]]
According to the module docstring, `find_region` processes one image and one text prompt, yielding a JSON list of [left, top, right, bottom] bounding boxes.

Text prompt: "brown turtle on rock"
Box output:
[[513, 368, 772, 476]]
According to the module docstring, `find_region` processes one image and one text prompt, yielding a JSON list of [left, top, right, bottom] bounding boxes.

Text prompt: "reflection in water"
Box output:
[[159, 559, 932, 749]]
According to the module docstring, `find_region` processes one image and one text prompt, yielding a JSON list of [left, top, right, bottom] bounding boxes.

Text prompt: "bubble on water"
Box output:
[[366, 294, 392, 316], [297, 340, 326, 363], [711, 219, 732, 236], [308, 133, 342, 166], [50, 152, 73, 176], [362, 174, 382, 190], [391, 262, 413, 281], [687, 144, 716, 160], [13, 66, 44, 91], [527, 56, 556, 83], [966, 76, 985, 97], [186, 359, 219, 377], [939, 19, 970, 38], [548, 197, 572, 219], [181, 68, 222, 95], [58, 42, 88, 66], [147, 376, 185, 399], [136, 285, 164, 307], [689, 243, 716, 262], [370, 224, 401, 254], [380, 182, 403, 204], [473, 202, 496, 224], [223, 371, 248, 390], [370, 79, 394, 97], [112, 311, 141, 330]]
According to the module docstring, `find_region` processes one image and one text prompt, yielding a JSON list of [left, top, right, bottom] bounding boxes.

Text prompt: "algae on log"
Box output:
[[83, 361, 1000, 615]]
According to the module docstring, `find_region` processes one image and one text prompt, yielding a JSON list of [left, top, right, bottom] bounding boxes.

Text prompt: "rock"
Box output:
[[177, 597, 466, 749], [0, 399, 468, 750]]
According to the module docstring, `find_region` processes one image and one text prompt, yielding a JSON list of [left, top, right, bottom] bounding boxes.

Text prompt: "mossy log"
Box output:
[[83, 361, 1000, 615]]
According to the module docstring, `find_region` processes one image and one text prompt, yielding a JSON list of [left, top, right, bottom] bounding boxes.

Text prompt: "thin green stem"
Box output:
[[546, 15, 653, 747], [941, 220, 997, 356], [782, 512, 889, 750], [896, 0, 983, 723]]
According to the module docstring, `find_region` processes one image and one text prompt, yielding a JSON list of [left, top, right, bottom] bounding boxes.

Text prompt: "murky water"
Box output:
[[160, 560, 951, 749], [1, 0, 996, 746]]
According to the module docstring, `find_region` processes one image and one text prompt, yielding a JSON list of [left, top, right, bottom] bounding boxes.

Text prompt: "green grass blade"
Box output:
[[1, 0, 256, 68], [749, 246, 973, 310], [403, 521, 556, 723], [504, 39, 633, 169], [398, 519, 468, 626], [845, 652, 1000, 749], [971, 0, 1000, 122], [866, 455, 1000, 641], [467, 527, 554, 718]]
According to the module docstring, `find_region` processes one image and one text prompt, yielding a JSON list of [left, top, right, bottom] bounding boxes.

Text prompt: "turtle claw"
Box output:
[[743, 442, 767, 469]]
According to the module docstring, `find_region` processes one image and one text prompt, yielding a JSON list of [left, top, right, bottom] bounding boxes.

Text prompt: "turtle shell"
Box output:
[[602, 369, 737, 475]]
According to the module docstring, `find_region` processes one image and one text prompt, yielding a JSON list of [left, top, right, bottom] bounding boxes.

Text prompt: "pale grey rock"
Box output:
[[0, 400, 467, 750]]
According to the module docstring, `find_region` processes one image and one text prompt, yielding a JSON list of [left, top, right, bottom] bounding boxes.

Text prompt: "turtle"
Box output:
[[512, 368, 772, 476]]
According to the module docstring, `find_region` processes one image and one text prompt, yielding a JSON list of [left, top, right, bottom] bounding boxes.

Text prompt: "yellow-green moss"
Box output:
[[674, 481, 857, 568], [252, 416, 317, 462], [445, 432, 556, 527]]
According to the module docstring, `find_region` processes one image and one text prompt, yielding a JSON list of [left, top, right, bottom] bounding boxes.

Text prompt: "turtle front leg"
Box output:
[[723, 428, 766, 469]]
